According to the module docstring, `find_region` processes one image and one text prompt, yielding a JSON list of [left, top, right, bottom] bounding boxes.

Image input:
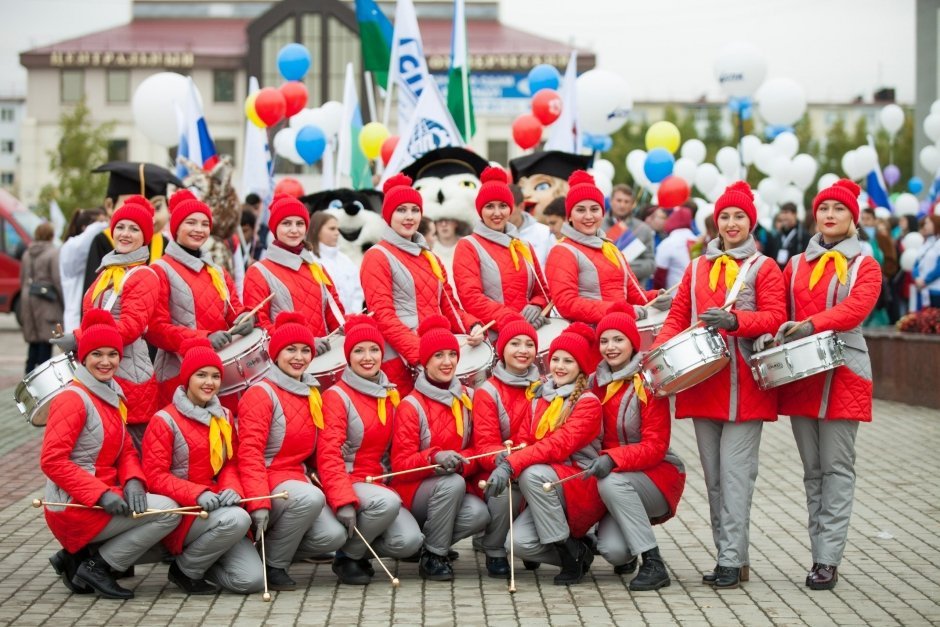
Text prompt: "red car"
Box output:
[[0, 189, 42, 324]]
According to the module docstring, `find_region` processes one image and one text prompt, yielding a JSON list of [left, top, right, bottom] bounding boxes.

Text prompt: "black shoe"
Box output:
[[168, 562, 219, 595], [629, 548, 670, 591], [553, 537, 590, 585], [49, 550, 92, 594], [805, 563, 820, 587], [523, 560, 541, 571], [583, 532, 600, 555], [808, 564, 838, 590], [614, 557, 638, 576], [400, 550, 421, 563], [702, 563, 719, 585], [111, 565, 135, 579], [265, 566, 297, 591], [357, 557, 376, 577], [73, 554, 134, 600], [448, 549, 460, 561], [486, 556, 510, 578], [332, 555, 372, 585], [714, 565, 742, 589], [418, 550, 454, 581]]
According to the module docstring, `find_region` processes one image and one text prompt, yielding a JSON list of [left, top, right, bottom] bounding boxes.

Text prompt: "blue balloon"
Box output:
[[528, 64, 561, 94], [581, 133, 612, 153], [908, 176, 924, 195], [295, 125, 326, 165], [643, 148, 675, 183], [764, 124, 794, 140], [278, 43, 311, 81]]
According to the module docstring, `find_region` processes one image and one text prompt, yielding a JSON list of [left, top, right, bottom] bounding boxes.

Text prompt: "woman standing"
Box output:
[[912, 215, 940, 308], [310, 211, 363, 313], [360, 174, 483, 396], [21, 222, 63, 373], [755, 179, 881, 590], [653, 181, 786, 589], [59, 208, 107, 334]]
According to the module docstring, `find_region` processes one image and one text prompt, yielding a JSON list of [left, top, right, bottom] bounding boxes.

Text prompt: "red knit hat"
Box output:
[[564, 170, 605, 218], [170, 198, 213, 239], [169, 189, 197, 212], [268, 196, 310, 234], [110, 198, 154, 245], [475, 166, 515, 216], [813, 179, 861, 224], [713, 181, 757, 231], [78, 309, 124, 363], [418, 315, 459, 366], [344, 314, 384, 362], [596, 302, 640, 353], [548, 322, 597, 375], [268, 311, 315, 360], [496, 313, 538, 361], [382, 173, 423, 224], [178, 338, 223, 389]]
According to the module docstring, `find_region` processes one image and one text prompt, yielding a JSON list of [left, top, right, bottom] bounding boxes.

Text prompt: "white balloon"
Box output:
[[694, 200, 712, 234], [716, 146, 741, 180], [879, 104, 904, 136], [817, 173, 840, 192], [576, 69, 633, 135], [273, 127, 305, 165], [319, 101, 344, 136], [932, 100, 940, 116], [841, 150, 863, 180], [925, 114, 940, 143], [756, 77, 807, 127], [919, 145, 940, 173], [740, 135, 762, 166], [754, 144, 777, 175], [756, 200, 774, 230], [854, 145, 878, 175], [781, 184, 804, 205], [132, 72, 195, 147], [593, 159, 615, 182], [673, 157, 698, 185], [895, 193, 920, 215], [902, 232, 925, 249], [900, 248, 920, 272], [588, 169, 613, 198], [290, 107, 326, 129], [704, 177, 728, 203], [626, 149, 650, 186], [680, 139, 707, 165], [694, 163, 720, 195], [772, 132, 799, 159], [713, 41, 767, 98], [770, 155, 792, 185], [757, 178, 781, 205], [789, 154, 818, 190]]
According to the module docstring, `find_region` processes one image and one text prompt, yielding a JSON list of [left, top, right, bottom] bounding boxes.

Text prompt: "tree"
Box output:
[[37, 99, 115, 219], [702, 105, 726, 163], [818, 115, 851, 179]]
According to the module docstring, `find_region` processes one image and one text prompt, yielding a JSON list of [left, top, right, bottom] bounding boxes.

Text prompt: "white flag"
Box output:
[[383, 0, 431, 131], [380, 80, 464, 184], [545, 51, 579, 153], [49, 199, 66, 242], [241, 77, 273, 200]]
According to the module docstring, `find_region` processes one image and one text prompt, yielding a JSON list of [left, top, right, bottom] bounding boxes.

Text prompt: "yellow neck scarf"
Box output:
[[508, 238, 534, 271], [421, 250, 445, 283], [809, 251, 848, 290], [149, 233, 164, 264], [601, 241, 623, 269], [118, 399, 128, 423], [309, 388, 324, 429], [308, 262, 333, 286], [602, 375, 648, 405], [377, 389, 400, 425], [205, 265, 230, 304], [535, 396, 566, 440], [602, 379, 624, 404], [525, 381, 541, 401], [209, 415, 233, 474], [709, 255, 739, 291], [91, 263, 145, 302], [450, 393, 472, 437]]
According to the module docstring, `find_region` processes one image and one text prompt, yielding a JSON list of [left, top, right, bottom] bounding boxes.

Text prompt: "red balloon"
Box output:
[[274, 177, 304, 198], [381, 135, 400, 165], [531, 89, 563, 126], [657, 175, 691, 209], [512, 114, 543, 150], [279, 81, 308, 118], [254, 87, 287, 127]]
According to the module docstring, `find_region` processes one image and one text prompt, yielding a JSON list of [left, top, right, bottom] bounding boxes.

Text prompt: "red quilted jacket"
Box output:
[[40, 383, 148, 553], [471, 376, 535, 474], [142, 404, 243, 554]]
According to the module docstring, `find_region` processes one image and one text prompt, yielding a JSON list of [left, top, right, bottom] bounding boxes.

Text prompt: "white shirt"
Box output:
[[58, 221, 108, 333], [434, 240, 458, 280], [655, 228, 697, 289], [316, 243, 364, 313], [517, 213, 556, 267]]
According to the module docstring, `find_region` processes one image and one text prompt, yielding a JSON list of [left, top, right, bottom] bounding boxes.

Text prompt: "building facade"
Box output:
[[0, 98, 25, 194]]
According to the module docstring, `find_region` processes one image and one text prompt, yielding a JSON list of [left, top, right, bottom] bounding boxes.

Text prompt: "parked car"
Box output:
[[0, 189, 41, 324]]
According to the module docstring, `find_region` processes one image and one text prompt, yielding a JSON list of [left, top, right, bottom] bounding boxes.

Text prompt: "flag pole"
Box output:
[[364, 70, 379, 124], [461, 62, 471, 143]]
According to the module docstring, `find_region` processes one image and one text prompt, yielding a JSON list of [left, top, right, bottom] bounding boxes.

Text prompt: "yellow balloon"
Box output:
[[645, 121, 681, 154], [244, 92, 266, 128], [359, 122, 390, 160]]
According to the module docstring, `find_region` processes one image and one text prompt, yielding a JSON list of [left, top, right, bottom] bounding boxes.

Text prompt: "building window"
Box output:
[[61, 69, 84, 103], [213, 70, 236, 103], [106, 70, 130, 103], [215, 139, 236, 158], [0, 108, 13, 122], [0, 172, 13, 186], [487, 140, 508, 168], [107, 139, 129, 162], [0, 140, 13, 154]]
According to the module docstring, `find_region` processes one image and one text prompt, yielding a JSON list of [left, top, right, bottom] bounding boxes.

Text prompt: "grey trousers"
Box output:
[[693, 419, 763, 568], [341, 482, 424, 561], [204, 537, 265, 594], [596, 471, 669, 566], [410, 474, 489, 556], [176, 506, 261, 594], [791, 417, 859, 567], [91, 493, 179, 571], [267, 480, 346, 569], [510, 465, 569, 567], [479, 485, 523, 558]]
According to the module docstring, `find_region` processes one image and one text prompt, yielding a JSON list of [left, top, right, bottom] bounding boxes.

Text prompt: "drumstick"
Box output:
[[53, 324, 64, 339], [227, 293, 274, 333], [132, 508, 210, 519], [239, 492, 289, 505], [784, 319, 812, 338], [678, 299, 738, 336], [540, 301, 554, 317], [642, 283, 679, 309], [365, 444, 525, 483], [459, 320, 496, 346], [32, 499, 102, 511], [259, 525, 271, 602], [505, 440, 517, 594], [542, 469, 591, 492]]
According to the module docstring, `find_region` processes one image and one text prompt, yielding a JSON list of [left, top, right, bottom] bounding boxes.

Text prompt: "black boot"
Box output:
[[418, 550, 454, 581], [447, 549, 460, 561], [168, 561, 219, 595], [112, 565, 135, 579], [357, 557, 375, 577], [486, 556, 510, 578], [523, 560, 541, 571], [714, 565, 742, 589], [332, 555, 372, 585], [49, 549, 92, 594], [702, 563, 719, 585], [614, 557, 638, 576], [629, 548, 670, 591], [72, 553, 134, 600], [265, 566, 297, 591], [553, 537, 590, 585]]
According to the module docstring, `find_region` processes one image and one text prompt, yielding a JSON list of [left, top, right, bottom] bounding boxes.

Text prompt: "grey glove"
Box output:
[[752, 333, 775, 353], [582, 454, 616, 480], [208, 330, 232, 350], [649, 291, 673, 311], [493, 450, 510, 466], [483, 461, 513, 499], [98, 491, 130, 517], [520, 304, 542, 325], [123, 479, 147, 515], [197, 491, 221, 512], [229, 313, 254, 337], [335, 505, 357, 538], [50, 332, 77, 353], [699, 307, 738, 331], [314, 337, 330, 356], [217, 488, 241, 508], [775, 320, 814, 345], [632, 305, 649, 321], [433, 450, 468, 472], [250, 508, 269, 533]]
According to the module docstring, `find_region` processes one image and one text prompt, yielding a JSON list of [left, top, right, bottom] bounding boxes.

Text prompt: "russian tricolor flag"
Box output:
[[864, 136, 891, 211], [177, 78, 218, 178]]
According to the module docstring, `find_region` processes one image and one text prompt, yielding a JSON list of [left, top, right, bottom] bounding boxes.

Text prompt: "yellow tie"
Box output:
[[421, 250, 445, 283], [377, 389, 400, 426], [709, 255, 739, 291], [601, 241, 623, 268], [633, 374, 648, 405], [118, 399, 128, 424], [508, 239, 534, 271], [309, 388, 324, 429], [149, 233, 164, 264], [602, 379, 624, 404], [205, 265, 230, 303], [208, 415, 233, 474], [525, 381, 540, 401], [535, 397, 565, 440], [308, 262, 333, 286], [91, 264, 144, 302], [809, 251, 848, 290], [450, 393, 472, 438]]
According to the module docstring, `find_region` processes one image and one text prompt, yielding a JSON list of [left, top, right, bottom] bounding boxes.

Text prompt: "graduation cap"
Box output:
[[400, 147, 489, 181], [92, 162, 183, 200], [509, 151, 592, 183]]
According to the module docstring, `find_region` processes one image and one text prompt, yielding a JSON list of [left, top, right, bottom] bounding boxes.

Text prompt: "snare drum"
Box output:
[[454, 335, 496, 388], [749, 331, 845, 390], [535, 318, 570, 374], [641, 326, 729, 397], [305, 338, 347, 389], [15, 353, 77, 426], [637, 307, 670, 351], [217, 329, 271, 396]]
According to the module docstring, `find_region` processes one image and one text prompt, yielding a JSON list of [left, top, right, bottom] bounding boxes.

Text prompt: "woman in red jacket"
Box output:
[[360, 174, 484, 396], [485, 322, 604, 586], [243, 194, 344, 342], [391, 316, 490, 581], [453, 167, 550, 332], [143, 339, 264, 594], [236, 312, 346, 591], [316, 315, 424, 585], [653, 181, 786, 589], [471, 314, 541, 577], [584, 305, 685, 591], [148, 194, 253, 410], [40, 310, 179, 600], [545, 171, 670, 324], [754, 180, 881, 591]]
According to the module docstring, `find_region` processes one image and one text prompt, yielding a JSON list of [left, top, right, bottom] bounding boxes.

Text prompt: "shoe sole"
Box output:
[[50, 555, 92, 594], [630, 579, 671, 592], [71, 574, 134, 600], [714, 582, 740, 590], [553, 576, 585, 586], [487, 571, 510, 579], [808, 581, 837, 590], [168, 576, 219, 595]]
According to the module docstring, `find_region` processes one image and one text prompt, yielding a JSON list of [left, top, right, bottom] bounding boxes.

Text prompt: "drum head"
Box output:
[[305, 338, 347, 374], [536, 318, 569, 351], [455, 336, 495, 377], [17, 353, 77, 426], [638, 307, 669, 330], [218, 328, 266, 361]]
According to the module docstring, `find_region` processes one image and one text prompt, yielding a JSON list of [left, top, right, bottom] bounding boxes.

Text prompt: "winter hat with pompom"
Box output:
[[179, 337, 223, 388], [268, 311, 315, 359], [344, 314, 385, 362], [110, 196, 154, 245], [77, 309, 124, 363], [548, 321, 597, 375], [475, 166, 515, 215], [813, 178, 861, 224], [713, 181, 757, 230], [170, 197, 213, 239], [382, 173, 423, 224], [496, 313, 538, 361], [596, 301, 640, 353], [268, 195, 310, 234], [418, 315, 459, 366], [564, 170, 606, 218]]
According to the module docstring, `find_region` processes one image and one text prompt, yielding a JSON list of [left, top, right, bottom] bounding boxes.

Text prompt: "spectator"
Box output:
[[310, 211, 364, 313], [240, 207, 257, 267], [432, 218, 465, 278], [21, 222, 64, 373], [602, 184, 635, 236], [913, 215, 940, 309], [605, 184, 656, 283], [653, 207, 696, 290], [542, 197, 567, 239], [764, 202, 812, 269], [508, 182, 555, 266], [58, 208, 107, 333], [418, 217, 438, 250], [859, 209, 893, 326]]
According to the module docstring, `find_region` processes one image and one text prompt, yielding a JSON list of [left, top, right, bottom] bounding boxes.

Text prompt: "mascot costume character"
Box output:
[[509, 150, 591, 222], [301, 188, 385, 265]]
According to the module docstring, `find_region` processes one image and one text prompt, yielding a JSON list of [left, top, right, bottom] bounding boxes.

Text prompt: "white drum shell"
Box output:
[[15, 353, 78, 426], [454, 335, 496, 389], [641, 326, 730, 397], [217, 329, 271, 396], [749, 331, 846, 390]]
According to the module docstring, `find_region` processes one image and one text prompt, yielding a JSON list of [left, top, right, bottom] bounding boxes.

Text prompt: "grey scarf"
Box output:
[[268, 361, 320, 396], [704, 235, 758, 261], [804, 233, 862, 263], [164, 240, 223, 274], [493, 362, 541, 388], [472, 221, 522, 248], [172, 385, 225, 427], [560, 222, 610, 250], [73, 365, 126, 409], [340, 367, 398, 400], [264, 243, 318, 271], [97, 245, 150, 272], [539, 377, 576, 402], [382, 225, 432, 257], [413, 371, 466, 408], [593, 353, 644, 388]]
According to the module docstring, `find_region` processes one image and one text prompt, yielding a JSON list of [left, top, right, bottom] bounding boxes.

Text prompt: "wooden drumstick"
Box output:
[[239, 491, 289, 504], [505, 440, 517, 594], [784, 319, 812, 338], [260, 525, 271, 602], [227, 293, 274, 333], [132, 508, 209, 519], [642, 283, 679, 309], [680, 299, 738, 335], [459, 320, 496, 346], [33, 498, 102, 511], [366, 444, 525, 483], [542, 469, 591, 492], [540, 301, 554, 317]]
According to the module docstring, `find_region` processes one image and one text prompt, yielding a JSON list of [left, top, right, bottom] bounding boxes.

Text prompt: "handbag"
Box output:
[[27, 253, 58, 303]]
